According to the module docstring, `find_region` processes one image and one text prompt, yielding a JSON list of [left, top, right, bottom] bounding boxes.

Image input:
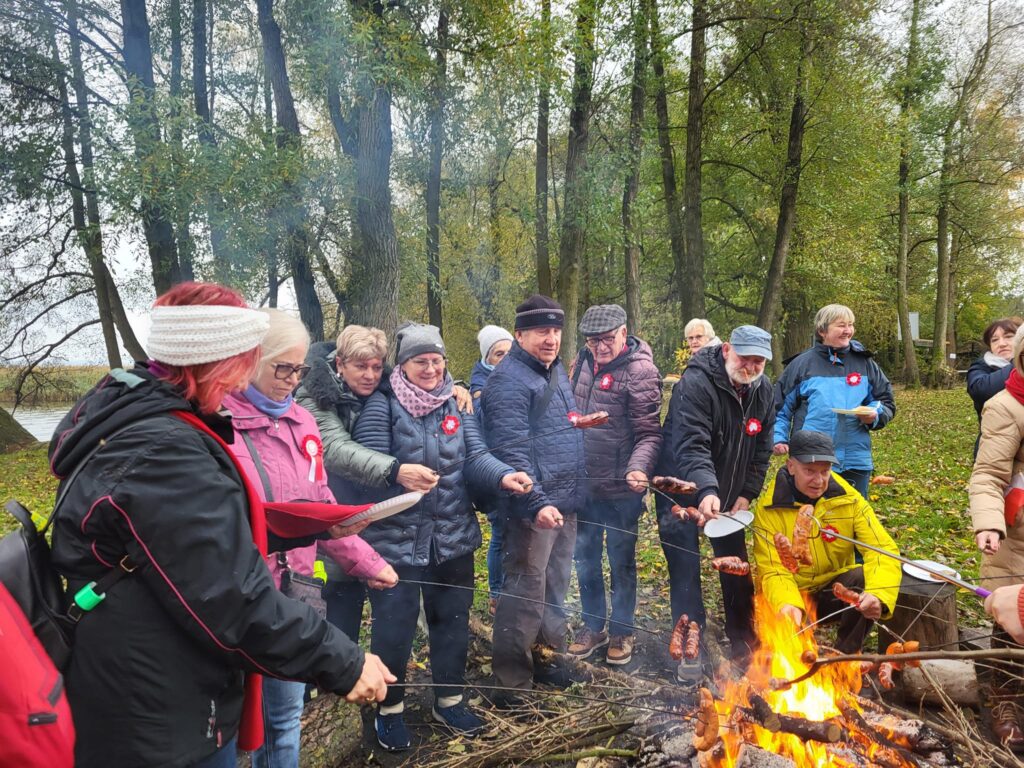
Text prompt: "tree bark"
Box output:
[[169, 0, 194, 281], [681, 0, 707, 320], [534, 0, 552, 296], [425, 7, 448, 333], [648, 0, 687, 320], [120, 0, 181, 294], [256, 0, 325, 339], [68, 0, 146, 362], [757, 28, 811, 335], [557, 0, 598, 362], [895, 0, 922, 387], [621, 0, 646, 333], [193, 0, 230, 277]]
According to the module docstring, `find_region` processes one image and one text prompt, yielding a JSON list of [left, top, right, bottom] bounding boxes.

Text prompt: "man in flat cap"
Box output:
[[752, 430, 900, 653], [482, 295, 587, 705], [565, 304, 662, 666], [655, 324, 776, 678]]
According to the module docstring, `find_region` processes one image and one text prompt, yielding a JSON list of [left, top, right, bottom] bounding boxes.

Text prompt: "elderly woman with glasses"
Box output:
[[684, 318, 721, 355], [352, 322, 533, 752], [223, 309, 397, 768]]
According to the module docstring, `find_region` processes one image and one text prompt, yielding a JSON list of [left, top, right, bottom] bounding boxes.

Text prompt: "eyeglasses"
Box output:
[[409, 357, 446, 370], [686, 334, 706, 343], [585, 333, 619, 350], [272, 363, 310, 380]]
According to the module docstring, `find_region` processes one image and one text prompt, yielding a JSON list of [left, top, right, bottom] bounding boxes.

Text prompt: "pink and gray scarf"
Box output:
[[390, 366, 453, 418]]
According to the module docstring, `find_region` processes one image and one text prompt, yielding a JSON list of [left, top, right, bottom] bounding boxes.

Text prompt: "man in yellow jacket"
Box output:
[[753, 430, 901, 652]]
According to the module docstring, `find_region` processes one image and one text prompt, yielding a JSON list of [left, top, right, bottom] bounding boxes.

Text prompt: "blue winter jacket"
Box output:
[[353, 386, 512, 567], [469, 360, 493, 425], [481, 341, 586, 520], [773, 340, 896, 471]]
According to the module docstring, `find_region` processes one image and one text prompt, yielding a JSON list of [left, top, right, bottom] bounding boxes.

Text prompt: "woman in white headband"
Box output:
[[48, 282, 394, 768]]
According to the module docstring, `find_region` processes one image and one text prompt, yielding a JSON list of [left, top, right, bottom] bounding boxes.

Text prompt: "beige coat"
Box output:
[[969, 332, 1024, 588]]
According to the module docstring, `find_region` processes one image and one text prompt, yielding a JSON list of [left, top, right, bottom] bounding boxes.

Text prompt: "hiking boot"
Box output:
[[567, 627, 608, 660], [675, 655, 702, 684], [488, 597, 497, 616], [375, 711, 412, 752], [433, 701, 485, 736], [992, 700, 1024, 751], [533, 659, 573, 689], [606, 634, 633, 666]]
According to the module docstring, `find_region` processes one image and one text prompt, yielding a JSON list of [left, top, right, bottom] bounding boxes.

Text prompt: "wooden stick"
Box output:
[[837, 697, 922, 767]]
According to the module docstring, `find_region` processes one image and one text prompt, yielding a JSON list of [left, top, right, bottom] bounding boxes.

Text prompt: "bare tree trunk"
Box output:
[[895, 0, 921, 387], [256, 0, 325, 339], [557, 0, 598, 362], [534, 0, 552, 296], [425, 7, 448, 332], [193, 0, 230, 277], [169, 0, 194, 281], [68, 0, 146, 362], [681, 0, 707, 320], [50, 21, 120, 369], [120, 0, 181, 294], [757, 29, 811, 336], [621, 0, 646, 333], [947, 224, 961, 357], [648, 0, 687, 318]]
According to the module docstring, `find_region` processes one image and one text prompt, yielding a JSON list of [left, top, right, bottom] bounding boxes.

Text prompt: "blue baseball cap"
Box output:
[[729, 325, 773, 360]]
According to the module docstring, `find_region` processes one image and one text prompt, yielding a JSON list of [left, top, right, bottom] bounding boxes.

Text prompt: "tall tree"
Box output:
[[681, 0, 707, 320], [256, 0, 325, 338], [648, 0, 687, 321], [757, 23, 812, 335], [120, 0, 181, 293], [621, 0, 647, 331], [426, 6, 449, 332], [168, 0, 193, 280], [557, 0, 599, 361], [895, 0, 923, 387], [534, 0, 552, 296]]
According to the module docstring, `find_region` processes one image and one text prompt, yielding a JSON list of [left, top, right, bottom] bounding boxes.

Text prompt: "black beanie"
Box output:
[[515, 295, 565, 331]]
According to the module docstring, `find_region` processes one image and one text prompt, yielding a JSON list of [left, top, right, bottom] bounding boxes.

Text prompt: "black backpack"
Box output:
[[0, 426, 137, 670]]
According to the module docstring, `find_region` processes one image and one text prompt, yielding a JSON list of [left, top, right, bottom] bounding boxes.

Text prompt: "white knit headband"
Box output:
[[147, 305, 270, 366]]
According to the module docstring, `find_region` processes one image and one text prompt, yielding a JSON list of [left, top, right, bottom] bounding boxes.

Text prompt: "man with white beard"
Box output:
[[655, 325, 776, 679]]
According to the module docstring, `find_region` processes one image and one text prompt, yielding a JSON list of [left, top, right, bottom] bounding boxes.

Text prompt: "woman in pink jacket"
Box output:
[[224, 308, 397, 768]]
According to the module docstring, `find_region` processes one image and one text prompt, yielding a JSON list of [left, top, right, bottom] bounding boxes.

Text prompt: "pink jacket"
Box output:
[[223, 391, 385, 589]]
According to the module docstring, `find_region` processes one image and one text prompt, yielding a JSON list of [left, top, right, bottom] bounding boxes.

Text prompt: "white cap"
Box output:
[[478, 325, 513, 361], [147, 305, 269, 366]]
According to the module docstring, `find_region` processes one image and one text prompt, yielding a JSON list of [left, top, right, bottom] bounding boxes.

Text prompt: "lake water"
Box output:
[[5, 404, 71, 442]]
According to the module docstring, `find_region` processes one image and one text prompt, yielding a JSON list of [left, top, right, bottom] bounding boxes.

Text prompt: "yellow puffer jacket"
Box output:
[[752, 469, 901, 617]]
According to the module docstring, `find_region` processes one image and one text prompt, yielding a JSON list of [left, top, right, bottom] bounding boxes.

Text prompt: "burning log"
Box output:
[[860, 712, 948, 753], [837, 698, 924, 767], [735, 695, 844, 744]]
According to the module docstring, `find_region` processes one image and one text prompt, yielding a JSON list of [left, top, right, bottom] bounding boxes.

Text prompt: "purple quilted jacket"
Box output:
[[571, 336, 663, 497]]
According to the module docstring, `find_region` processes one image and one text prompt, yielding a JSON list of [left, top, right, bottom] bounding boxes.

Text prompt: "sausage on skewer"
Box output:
[[652, 476, 698, 495], [669, 613, 689, 661], [774, 532, 800, 573], [684, 621, 700, 660], [832, 582, 860, 606], [711, 556, 751, 576], [791, 504, 815, 566]]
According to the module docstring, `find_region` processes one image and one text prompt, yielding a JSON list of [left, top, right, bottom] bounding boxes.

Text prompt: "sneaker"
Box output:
[[567, 627, 609, 660], [533, 659, 573, 689], [675, 656, 702, 684], [375, 712, 412, 752], [488, 597, 497, 616], [606, 635, 633, 665], [433, 701, 485, 736]]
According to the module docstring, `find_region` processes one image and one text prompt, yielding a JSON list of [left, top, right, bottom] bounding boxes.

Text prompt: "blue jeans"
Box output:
[[574, 495, 643, 637], [191, 738, 237, 768], [251, 677, 305, 768], [840, 468, 871, 498], [486, 509, 505, 597]]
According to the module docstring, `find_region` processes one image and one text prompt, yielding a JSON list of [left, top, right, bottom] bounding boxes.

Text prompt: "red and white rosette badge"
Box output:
[[568, 411, 581, 425], [821, 524, 839, 543], [441, 414, 460, 436], [846, 372, 862, 386], [302, 434, 324, 483], [744, 417, 762, 436], [598, 373, 614, 391]]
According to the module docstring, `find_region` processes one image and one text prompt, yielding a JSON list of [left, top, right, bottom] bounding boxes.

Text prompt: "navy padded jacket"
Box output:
[[353, 388, 511, 566], [481, 341, 586, 520]]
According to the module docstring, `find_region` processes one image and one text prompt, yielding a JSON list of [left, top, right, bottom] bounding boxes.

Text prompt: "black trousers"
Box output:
[[368, 552, 474, 706], [812, 567, 873, 654], [324, 578, 366, 643]]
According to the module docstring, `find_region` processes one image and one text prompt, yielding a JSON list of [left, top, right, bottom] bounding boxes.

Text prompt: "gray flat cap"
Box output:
[[579, 304, 627, 336]]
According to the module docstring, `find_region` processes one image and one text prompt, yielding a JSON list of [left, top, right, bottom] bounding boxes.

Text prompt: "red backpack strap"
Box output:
[[171, 410, 267, 556]]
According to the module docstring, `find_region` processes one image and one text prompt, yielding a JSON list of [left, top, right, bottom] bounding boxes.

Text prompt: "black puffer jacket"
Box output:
[[353, 386, 512, 566], [49, 365, 365, 768], [657, 346, 775, 508], [571, 336, 663, 497]]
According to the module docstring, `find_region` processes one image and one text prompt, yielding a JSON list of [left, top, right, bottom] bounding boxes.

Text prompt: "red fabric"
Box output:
[[172, 411, 266, 751], [0, 583, 75, 768], [1006, 368, 1024, 407]]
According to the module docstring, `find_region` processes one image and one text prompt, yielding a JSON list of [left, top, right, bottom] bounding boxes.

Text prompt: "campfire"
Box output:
[[699, 596, 954, 768]]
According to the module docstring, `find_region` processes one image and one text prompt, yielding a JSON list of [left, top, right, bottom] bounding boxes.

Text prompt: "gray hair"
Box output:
[[684, 318, 715, 339], [258, 308, 311, 360], [814, 304, 855, 339]]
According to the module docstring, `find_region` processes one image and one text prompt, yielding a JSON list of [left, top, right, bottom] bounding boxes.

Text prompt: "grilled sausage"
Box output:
[[711, 556, 751, 576], [832, 582, 861, 606], [692, 687, 720, 751], [792, 504, 815, 566], [669, 613, 689, 661], [652, 476, 698, 495], [685, 621, 700, 660], [774, 532, 800, 573]]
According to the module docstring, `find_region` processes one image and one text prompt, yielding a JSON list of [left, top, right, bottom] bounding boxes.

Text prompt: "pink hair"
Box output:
[[151, 282, 261, 414]]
